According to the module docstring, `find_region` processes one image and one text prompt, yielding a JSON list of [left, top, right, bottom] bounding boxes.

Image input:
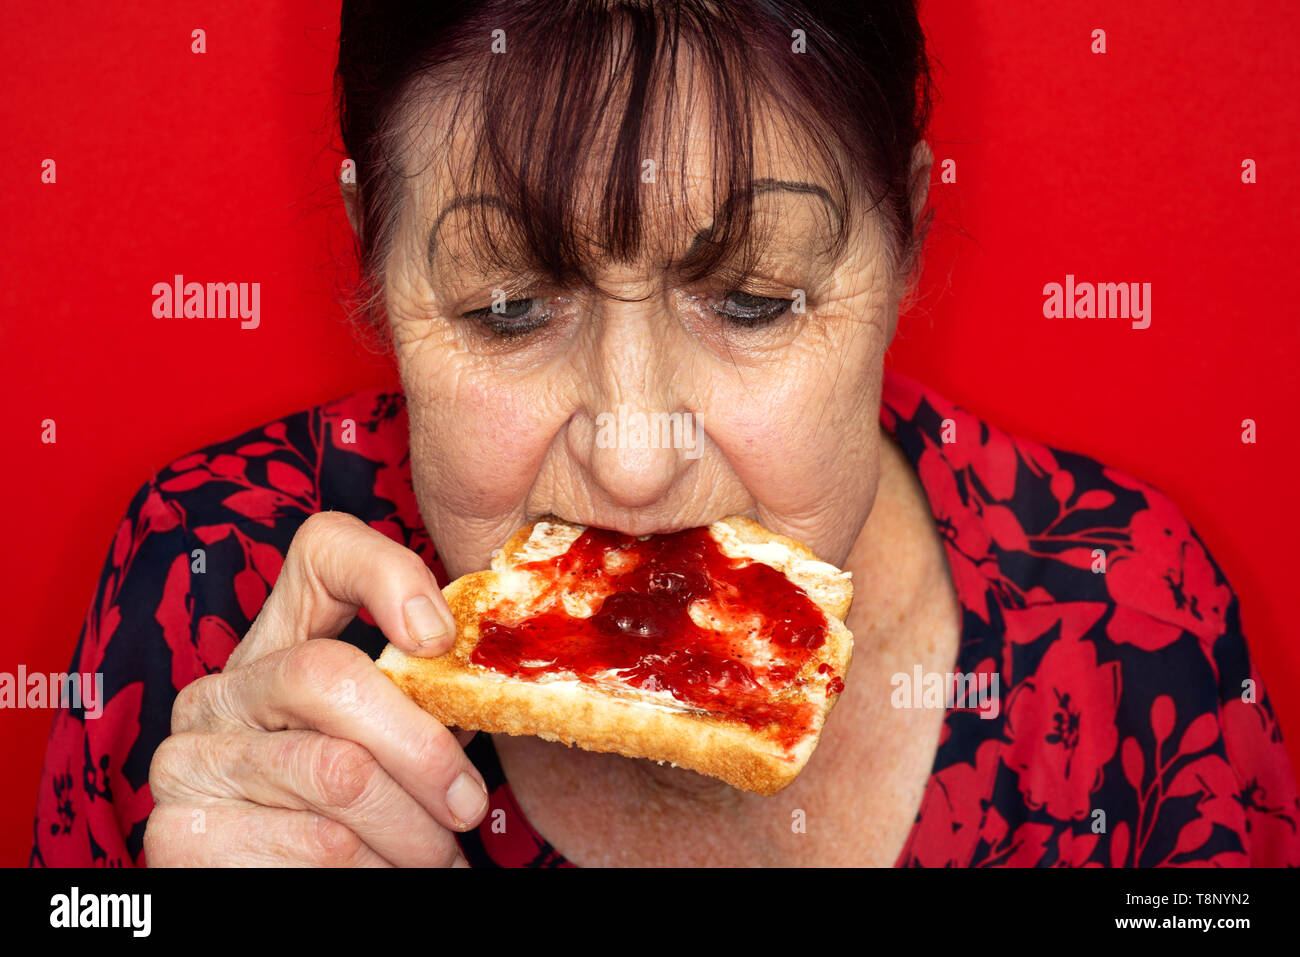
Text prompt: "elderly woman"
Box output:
[[33, 0, 1299, 867]]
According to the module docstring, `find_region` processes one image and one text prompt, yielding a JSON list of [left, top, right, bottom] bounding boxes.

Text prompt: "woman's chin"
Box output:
[[628, 755, 746, 809]]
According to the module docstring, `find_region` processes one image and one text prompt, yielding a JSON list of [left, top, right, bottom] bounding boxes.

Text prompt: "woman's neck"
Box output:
[[841, 429, 955, 649]]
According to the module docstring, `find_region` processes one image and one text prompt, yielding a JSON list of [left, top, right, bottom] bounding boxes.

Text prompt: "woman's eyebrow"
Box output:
[[425, 179, 840, 271], [751, 179, 841, 220], [684, 179, 841, 260], [427, 193, 513, 270]]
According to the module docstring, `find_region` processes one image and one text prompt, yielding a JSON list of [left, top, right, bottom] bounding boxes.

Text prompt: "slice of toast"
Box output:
[[376, 515, 854, 795]]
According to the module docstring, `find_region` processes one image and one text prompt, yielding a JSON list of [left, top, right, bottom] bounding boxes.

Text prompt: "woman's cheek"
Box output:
[[702, 387, 816, 500], [698, 342, 882, 558], [411, 365, 566, 516]]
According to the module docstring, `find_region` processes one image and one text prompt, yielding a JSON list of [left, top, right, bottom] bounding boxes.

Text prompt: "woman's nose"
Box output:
[[584, 413, 685, 508], [568, 291, 697, 509]]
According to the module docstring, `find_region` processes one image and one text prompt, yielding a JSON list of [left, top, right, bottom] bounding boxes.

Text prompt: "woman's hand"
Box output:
[[143, 511, 488, 867]]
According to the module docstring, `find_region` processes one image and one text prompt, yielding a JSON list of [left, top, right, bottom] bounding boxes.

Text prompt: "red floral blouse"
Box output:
[[31, 369, 1300, 867]]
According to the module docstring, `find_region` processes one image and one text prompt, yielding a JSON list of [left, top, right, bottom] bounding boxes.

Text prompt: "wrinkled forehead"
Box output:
[[386, 45, 856, 283]]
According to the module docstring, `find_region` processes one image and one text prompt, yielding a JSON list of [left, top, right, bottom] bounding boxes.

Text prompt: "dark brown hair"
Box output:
[[335, 0, 934, 339]]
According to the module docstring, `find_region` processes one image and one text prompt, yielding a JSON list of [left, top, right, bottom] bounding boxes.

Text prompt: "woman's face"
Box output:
[[377, 92, 919, 580]]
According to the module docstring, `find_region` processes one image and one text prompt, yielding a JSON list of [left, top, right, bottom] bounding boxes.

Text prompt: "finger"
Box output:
[[144, 803, 401, 868], [174, 639, 491, 833], [150, 730, 465, 867], [225, 510, 457, 670]]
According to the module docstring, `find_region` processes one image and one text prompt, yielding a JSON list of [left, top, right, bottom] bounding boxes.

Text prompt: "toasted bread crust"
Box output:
[[376, 516, 854, 795]]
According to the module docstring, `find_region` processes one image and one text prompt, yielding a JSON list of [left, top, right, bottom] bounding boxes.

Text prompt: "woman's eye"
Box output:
[[462, 298, 551, 338], [712, 291, 792, 327]]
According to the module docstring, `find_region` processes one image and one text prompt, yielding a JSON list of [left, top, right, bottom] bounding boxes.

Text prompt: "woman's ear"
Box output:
[[908, 140, 933, 237], [340, 176, 360, 236], [889, 139, 934, 326]]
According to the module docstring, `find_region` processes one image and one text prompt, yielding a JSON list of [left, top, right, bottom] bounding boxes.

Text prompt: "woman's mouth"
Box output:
[[539, 511, 723, 538]]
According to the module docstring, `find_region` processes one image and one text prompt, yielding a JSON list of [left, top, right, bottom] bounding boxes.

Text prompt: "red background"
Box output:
[[1, 1, 1296, 866]]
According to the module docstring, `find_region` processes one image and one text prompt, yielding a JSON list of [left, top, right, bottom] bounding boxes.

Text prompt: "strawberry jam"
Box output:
[[470, 525, 839, 749]]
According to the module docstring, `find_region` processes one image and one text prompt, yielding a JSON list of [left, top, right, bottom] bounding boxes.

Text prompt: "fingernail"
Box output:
[[446, 772, 488, 829], [404, 595, 448, 645]]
